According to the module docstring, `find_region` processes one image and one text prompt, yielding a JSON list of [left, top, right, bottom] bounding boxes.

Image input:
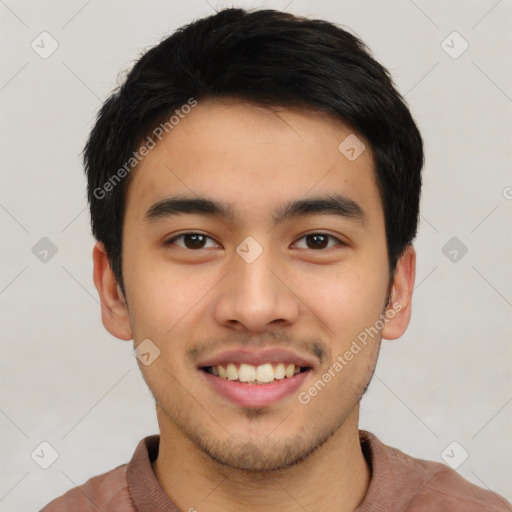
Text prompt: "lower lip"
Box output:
[[200, 369, 312, 408]]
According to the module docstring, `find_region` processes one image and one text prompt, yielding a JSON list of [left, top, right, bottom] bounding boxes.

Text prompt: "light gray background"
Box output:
[[1, 1, 511, 510]]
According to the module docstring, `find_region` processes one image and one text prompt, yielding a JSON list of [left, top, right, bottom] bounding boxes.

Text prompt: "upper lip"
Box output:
[[197, 348, 317, 369]]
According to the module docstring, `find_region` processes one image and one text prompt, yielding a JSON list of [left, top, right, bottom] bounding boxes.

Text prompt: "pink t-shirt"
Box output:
[[40, 430, 511, 511]]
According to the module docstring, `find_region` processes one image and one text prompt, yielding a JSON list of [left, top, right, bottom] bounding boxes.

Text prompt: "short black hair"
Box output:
[[84, 7, 423, 292]]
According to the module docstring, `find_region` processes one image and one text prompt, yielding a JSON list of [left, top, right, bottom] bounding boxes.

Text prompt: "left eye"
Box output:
[[165, 232, 343, 250], [293, 233, 343, 250]]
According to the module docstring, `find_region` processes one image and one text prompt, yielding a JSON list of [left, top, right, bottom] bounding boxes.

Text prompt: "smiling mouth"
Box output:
[[201, 362, 312, 384]]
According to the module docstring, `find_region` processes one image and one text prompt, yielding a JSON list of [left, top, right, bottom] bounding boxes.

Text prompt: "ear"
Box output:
[[381, 245, 416, 340], [92, 241, 133, 341]]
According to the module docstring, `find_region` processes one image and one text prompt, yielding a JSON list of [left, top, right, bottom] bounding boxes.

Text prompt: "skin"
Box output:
[[93, 98, 416, 512]]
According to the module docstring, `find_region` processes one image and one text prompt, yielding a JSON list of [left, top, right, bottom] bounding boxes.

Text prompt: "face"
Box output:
[[94, 98, 415, 471]]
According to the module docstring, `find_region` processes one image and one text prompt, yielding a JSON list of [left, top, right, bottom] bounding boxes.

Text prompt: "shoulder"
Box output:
[[385, 441, 511, 511], [407, 459, 511, 511], [359, 431, 512, 512], [39, 463, 133, 512]]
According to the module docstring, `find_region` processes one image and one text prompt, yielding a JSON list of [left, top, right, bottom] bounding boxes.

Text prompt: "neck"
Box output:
[[152, 405, 370, 512]]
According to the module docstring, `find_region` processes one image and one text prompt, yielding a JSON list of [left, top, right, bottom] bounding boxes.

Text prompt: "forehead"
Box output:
[[124, 99, 382, 227]]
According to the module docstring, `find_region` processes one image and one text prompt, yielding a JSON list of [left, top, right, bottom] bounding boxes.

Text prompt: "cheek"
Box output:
[[301, 263, 388, 342], [122, 248, 215, 339]]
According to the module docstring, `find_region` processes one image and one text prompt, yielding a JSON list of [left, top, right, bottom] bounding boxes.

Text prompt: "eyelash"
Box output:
[[164, 232, 345, 251]]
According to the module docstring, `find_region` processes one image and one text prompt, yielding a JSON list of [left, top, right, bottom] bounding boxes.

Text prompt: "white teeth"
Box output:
[[226, 363, 238, 381], [238, 363, 256, 382], [256, 363, 274, 383], [274, 363, 286, 380], [210, 362, 306, 383]]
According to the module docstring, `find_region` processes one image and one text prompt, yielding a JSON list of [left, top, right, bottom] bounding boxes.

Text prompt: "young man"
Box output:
[[41, 7, 511, 512]]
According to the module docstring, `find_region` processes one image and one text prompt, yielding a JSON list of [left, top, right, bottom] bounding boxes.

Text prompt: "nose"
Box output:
[[212, 242, 300, 333]]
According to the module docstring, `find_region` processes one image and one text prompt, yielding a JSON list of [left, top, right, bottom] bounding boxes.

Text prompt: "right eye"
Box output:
[[164, 232, 221, 250]]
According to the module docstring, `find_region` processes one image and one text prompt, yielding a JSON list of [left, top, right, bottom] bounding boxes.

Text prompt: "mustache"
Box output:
[[186, 330, 327, 366]]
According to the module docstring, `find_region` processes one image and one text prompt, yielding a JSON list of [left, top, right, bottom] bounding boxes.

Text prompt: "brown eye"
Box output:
[[306, 234, 329, 249], [183, 234, 207, 249], [294, 233, 343, 250], [165, 233, 218, 249]]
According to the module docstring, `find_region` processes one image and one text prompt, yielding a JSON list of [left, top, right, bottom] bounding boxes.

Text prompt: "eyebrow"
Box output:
[[144, 193, 366, 227]]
